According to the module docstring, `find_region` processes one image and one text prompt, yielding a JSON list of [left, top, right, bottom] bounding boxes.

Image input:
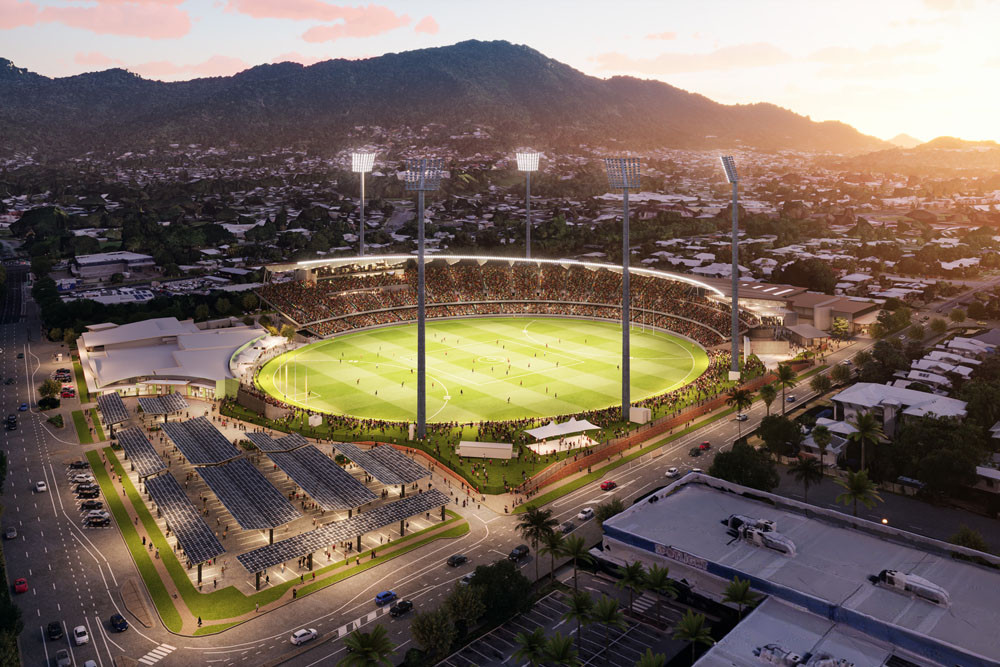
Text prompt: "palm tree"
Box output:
[[339, 625, 395, 667], [516, 505, 558, 583], [559, 535, 593, 591], [847, 411, 884, 471], [540, 530, 565, 583], [635, 648, 668, 667], [512, 627, 548, 667], [616, 561, 646, 613], [775, 365, 797, 415], [544, 632, 579, 666], [591, 595, 626, 661], [759, 384, 777, 417], [787, 456, 824, 504], [726, 388, 753, 438], [722, 576, 760, 620], [562, 590, 593, 654], [672, 609, 714, 666], [811, 424, 832, 468], [643, 563, 677, 625], [834, 469, 883, 517]]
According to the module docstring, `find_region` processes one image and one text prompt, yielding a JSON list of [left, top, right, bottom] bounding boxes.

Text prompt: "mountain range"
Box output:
[[0, 40, 888, 156]]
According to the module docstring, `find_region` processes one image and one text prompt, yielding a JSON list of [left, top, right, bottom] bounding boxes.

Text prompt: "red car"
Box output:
[[699, 441, 712, 451], [61, 391, 76, 398], [13, 578, 27, 594], [600, 480, 617, 491]]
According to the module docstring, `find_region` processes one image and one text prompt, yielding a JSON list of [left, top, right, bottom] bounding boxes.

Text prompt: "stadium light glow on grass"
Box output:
[[256, 317, 708, 423]]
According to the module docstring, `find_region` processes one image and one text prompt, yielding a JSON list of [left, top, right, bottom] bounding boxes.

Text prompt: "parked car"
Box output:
[[60, 390, 75, 399], [71, 474, 94, 484], [446, 554, 468, 567], [374, 591, 397, 606], [559, 521, 575, 534], [87, 517, 111, 527], [47, 621, 64, 640], [4, 526, 16, 540], [34, 481, 47, 493], [109, 613, 128, 632], [13, 578, 27, 594], [688, 447, 702, 458], [69, 460, 89, 469], [600, 480, 617, 491], [54, 649, 71, 667], [80, 500, 103, 511], [290, 628, 317, 645], [73, 625, 89, 646], [77, 489, 99, 499], [699, 441, 712, 450], [508, 544, 530, 561], [389, 600, 413, 617], [577, 507, 594, 521], [665, 467, 679, 478]]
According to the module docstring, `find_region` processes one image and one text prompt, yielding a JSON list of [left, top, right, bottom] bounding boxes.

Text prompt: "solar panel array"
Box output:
[[96, 393, 130, 425], [237, 489, 450, 572], [246, 431, 308, 453], [334, 443, 427, 485], [195, 459, 301, 530], [162, 417, 241, 465], [145, 473, 225, 564], [117, 426, 166, 478], [266, 446, 377, 510], [138, 392, 189, 415]]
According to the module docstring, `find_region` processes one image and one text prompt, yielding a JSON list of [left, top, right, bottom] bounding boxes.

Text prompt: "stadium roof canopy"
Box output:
[[263, 254, 725, 298]]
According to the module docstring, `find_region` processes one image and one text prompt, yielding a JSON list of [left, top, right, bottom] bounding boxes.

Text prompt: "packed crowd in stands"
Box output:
[[259, 261, 760, 347]]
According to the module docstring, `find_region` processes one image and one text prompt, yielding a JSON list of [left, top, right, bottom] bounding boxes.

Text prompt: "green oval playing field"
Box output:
[[256, 317, 709, 423]]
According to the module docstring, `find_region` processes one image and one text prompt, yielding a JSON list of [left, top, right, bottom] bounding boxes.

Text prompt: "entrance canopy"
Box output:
[[525, 418, 600, 441]]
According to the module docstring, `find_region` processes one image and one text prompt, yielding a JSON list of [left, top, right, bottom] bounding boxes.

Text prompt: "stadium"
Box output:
[[252, 255, 758, 427]]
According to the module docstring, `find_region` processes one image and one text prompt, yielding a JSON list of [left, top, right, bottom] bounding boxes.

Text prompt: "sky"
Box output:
[[2, 0, 999, 143]]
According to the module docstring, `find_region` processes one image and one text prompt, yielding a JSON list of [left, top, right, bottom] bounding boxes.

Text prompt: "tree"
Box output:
[[787, 457, 824, 504], [468, 560, 532, 625], [908, 323, 925, 340], [722, 576, 760, 620], [672, 609, 714, 665], [726, 388, 753, 438], [280, 323, 297, 340], [594, 496, 626, 527], [516, 505, 558, 583], [643, 563, 677, 625], [559, 535, 593, 591], [47, 327, 63, 343], [708, 441, 780, 491], [443, 584, 485, 637], [894, 416, 988, 496], [758, 415, 803, 461], [194, 303, 211, 321], [930, 317, 948, 335], [410, 609, 455, 662], [959, 379, 1000, 430], [616, 561, 646, 614], [241, 292, 259, 311], [771, 258, 837, 293], [339, 625, 395, 667], [540, 530, 565, 583], [949, 307, 966, 323], [39, 378, 61, 399], [949, 525, 990, 553], [63, 328, 77, 347], [544, 632, 578, 667], [834, 470, 883, 517], [847, 411, 884, 471], [562, 590, 593, 654], [809, 374, 832, 395], [758, 384, 777, 416], [635, 649, 667, 667], [830, 364, 852, 385], [775, 365, 797, 414], [512, 627, 548, 667], [214, 297, 232, 316], [830, 317, 850, 339], [591, 596, 626, 661], [811, 424, 832, 467]]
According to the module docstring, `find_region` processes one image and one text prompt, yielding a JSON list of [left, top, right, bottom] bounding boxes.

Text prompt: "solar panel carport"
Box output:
[[116, 426, 166, 478], [137, 392, 189, 419], [246, 431, 309, 453], [96, 392, 129, 427], [162, 417, 241, 465], [237, 489, 449, 588], [333, 443, 428, 496], [145, 472, 224, 582], [195, 459, 301, 536], [264, 445, 376, 511]]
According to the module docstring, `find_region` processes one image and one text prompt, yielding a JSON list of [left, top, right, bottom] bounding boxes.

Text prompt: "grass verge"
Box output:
[[73, 359, 90, 404], [90, 408, 105, 441], [72, 410, 92, 444]]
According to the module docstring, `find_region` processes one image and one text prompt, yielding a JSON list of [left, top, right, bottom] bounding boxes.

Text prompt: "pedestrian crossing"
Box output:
[[138, 643, 176, 665]]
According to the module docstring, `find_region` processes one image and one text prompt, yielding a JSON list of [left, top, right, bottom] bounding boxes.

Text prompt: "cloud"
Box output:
[[645, 31, 677, 40], [808, 41, 940, 65], [414, 15, 438, 35], [0, 0, 190, 38], [302, 6, 410, 41], [74, 51, 117, 66], [226, 0, 411, 41], [129, 55, 248, 79], [594, 43, 792, 75]]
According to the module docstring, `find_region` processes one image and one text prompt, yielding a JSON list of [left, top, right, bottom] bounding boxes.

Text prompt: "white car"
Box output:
[[691, 468, 703, 474], [73, 625, 89, 646], [577, 507, 594, 521], [735, 413, 748, 422], [71, 474, 94, 484], [86, 510, 110, 520], [665, 467, 679, 478], [290, 628, 317, 645], [34, 481, 47, 493]]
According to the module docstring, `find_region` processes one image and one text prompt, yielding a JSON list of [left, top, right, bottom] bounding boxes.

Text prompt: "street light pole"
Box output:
[[721, 156, 741, 381], [515, 152, 540, 259]]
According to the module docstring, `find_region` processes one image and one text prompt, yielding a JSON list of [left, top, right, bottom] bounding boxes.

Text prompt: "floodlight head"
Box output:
[[720, 155, 738, 184], [515, 151, 539, 172], [604, 157, 641, 191], [352, 152, 375, 173], [403, 158, 445, 191]]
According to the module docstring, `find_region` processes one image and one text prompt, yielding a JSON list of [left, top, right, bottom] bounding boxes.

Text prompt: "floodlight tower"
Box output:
[[351, 152, 376, 256], [515, 151, 540, 258], [720, 155, 741, 381], [404, 158, 444, 439], [604, 157, 641, 422]]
